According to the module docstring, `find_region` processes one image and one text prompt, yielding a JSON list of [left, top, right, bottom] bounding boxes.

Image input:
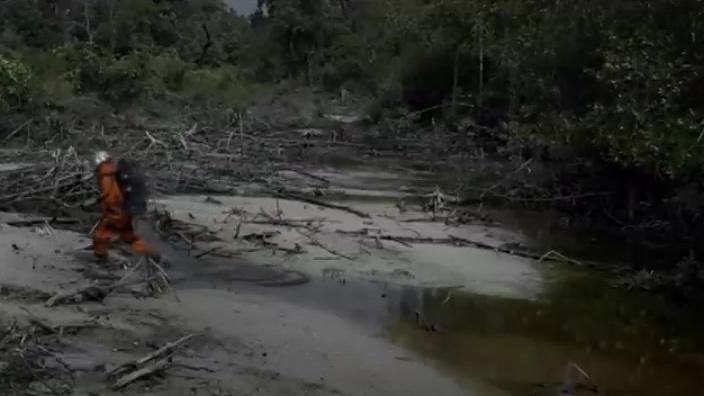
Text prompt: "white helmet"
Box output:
[[94, 150, 110, 166]]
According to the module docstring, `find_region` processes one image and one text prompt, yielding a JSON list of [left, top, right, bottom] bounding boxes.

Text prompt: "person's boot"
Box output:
[[94, 252, 109, 264]]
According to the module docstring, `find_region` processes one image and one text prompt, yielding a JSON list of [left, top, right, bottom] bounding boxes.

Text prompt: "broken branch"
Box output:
[[274, 191, 370, 218]]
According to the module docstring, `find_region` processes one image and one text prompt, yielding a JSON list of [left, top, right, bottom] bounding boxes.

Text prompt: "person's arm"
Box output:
[[96, 161, 118, 204]]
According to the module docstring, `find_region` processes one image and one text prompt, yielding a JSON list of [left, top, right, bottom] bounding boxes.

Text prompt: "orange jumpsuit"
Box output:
[[94, 159, 152, 260]]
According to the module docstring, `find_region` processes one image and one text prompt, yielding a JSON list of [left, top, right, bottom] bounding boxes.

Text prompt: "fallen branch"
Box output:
[[336, 228, 413, 248], [144, 130, 167, 152], [24, 314, 98, 337], [539, 250, 582, 266], [6, 217, 79, 227], [111, 356, 172, 390], [108, 334, 195, 389], [274, 190, 370, 219], [485, 191, 611, 203], [45, 276, 157, 307], [563, 361, 600, 393], [110, 334, 194, 375], [194, 246, 221, 258], [4, 119, 32, 141], [334, 230, 591, 266], [480, 158, 534, 199], [298, 230, 354, 260], [283, 168, 331, 186]]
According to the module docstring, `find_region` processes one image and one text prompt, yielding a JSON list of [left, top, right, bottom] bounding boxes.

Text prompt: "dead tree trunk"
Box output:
[[197, 23, 213, 64], [477, 18, 485, 109], [451, 45, 462, 117]]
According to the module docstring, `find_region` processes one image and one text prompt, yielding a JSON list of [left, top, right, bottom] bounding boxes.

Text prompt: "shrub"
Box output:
[[145, 51, 191, 92], [20, 50, 75, 106], [101, 51, 149, 104], [55, 42, 109, 93], [0, 55, 33, 111]]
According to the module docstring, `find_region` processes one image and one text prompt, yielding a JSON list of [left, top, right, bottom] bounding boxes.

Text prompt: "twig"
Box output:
[[5, 119, 32, 140], [194, 246, 221, 258], [147, 257, 179, 301], [298, 230, 354, 260], [333, 230, 589, 265], [144, 130, 167, 152], [284, 168, 331, 186], [111, 356, 172, 390], [114, 334, 194, 373], [108, 334, 195, 389], [177, 133, 189, 151], [6, 217, 79, 227], [483, 191, 610, 203], [45, 276, 158, 307], [234, 213, 245, 239], [274, 191, 370, 218], [19, 350, 63, 396], [538, 250, 582, 266], [480, 158, 533, 199], [226, 129, 235, 149]]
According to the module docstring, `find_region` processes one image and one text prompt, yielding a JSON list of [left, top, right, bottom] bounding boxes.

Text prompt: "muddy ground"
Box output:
[[3, 160, 704, 395], [1, 97, 703, 395], [0, 154, 544, 395]]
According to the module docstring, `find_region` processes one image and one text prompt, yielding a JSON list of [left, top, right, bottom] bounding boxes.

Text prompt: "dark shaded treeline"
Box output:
[[1, 0, 704, 272]]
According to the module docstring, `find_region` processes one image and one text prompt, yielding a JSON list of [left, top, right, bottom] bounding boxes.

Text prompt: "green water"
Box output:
[[388, 266, 704, 395], [292, 157, 704, 395]]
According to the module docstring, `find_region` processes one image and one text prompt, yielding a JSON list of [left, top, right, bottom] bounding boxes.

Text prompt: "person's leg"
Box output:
[[93, 219, 114, 261], [120, 226, 154, 256]]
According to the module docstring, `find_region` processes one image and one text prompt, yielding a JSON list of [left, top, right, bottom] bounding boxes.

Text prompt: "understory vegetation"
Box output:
[[1, 0, 704, 280]]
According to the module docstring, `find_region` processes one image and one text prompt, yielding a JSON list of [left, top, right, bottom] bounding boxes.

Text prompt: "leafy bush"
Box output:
[[182, 66, 247, 107], [101, 52, 149, 104], [19, 50, 75, 106], [0, 55, 32, 111], [55, 42, 109, 93], [145, 51, 191, 91]]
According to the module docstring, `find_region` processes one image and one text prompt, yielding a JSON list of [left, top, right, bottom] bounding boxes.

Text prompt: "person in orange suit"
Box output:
[[93, 150, 153, 262]]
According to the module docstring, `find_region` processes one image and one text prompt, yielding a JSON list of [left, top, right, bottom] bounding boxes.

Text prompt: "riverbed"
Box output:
[[1, 158, 703, 395]]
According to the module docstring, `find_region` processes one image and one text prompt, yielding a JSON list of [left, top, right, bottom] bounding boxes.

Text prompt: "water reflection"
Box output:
[[189, 251, 704, 396], [389, 272, 704, 396]]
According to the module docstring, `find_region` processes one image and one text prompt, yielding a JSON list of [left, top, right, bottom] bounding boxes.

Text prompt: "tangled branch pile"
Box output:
[[0, 320, 74, 395], [0, 121, 316, 214], [0, 147, 95, 209]]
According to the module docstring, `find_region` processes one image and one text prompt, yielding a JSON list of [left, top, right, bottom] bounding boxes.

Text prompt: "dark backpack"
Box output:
[[116, 158, 148, 216]]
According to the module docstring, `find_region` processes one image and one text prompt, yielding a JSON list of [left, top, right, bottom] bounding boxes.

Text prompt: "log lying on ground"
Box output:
[[107, 334, 195, 389], [336, 229, 590, 266], [45, 276, 157, 307], [6, 217, 79, 227], [274, 190, 371, 218]]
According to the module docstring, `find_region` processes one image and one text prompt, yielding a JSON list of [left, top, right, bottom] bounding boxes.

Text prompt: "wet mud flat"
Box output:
[[0, 214, 467, 396], [0, 159, 703, 396]]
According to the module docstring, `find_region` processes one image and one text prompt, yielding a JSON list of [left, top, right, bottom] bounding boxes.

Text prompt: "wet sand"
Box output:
[[1, 163, 703, 395]]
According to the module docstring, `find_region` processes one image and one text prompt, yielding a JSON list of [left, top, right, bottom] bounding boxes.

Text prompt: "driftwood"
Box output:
[[6, 217, 79, 227], [108, 334, 195, 389], [112, 357, 171, 389], [298, 230, 355, 260], [283, 168, 331, 186], [335, 229, 587, 266], [564, 361, 599, 393], [45, 276, 158, 307], [337, 228, 413, 248], [0, 320, 73, 392], [275, 190, 370, 218]]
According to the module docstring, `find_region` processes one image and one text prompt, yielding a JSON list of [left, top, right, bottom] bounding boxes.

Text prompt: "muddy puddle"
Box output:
[[388, 273, 704, 395], [151, 160, 704, 396], [174, 263, 704, 396]]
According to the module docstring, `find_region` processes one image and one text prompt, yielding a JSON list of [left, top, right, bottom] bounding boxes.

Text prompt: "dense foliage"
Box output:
[[1, 0, 704, 249]]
